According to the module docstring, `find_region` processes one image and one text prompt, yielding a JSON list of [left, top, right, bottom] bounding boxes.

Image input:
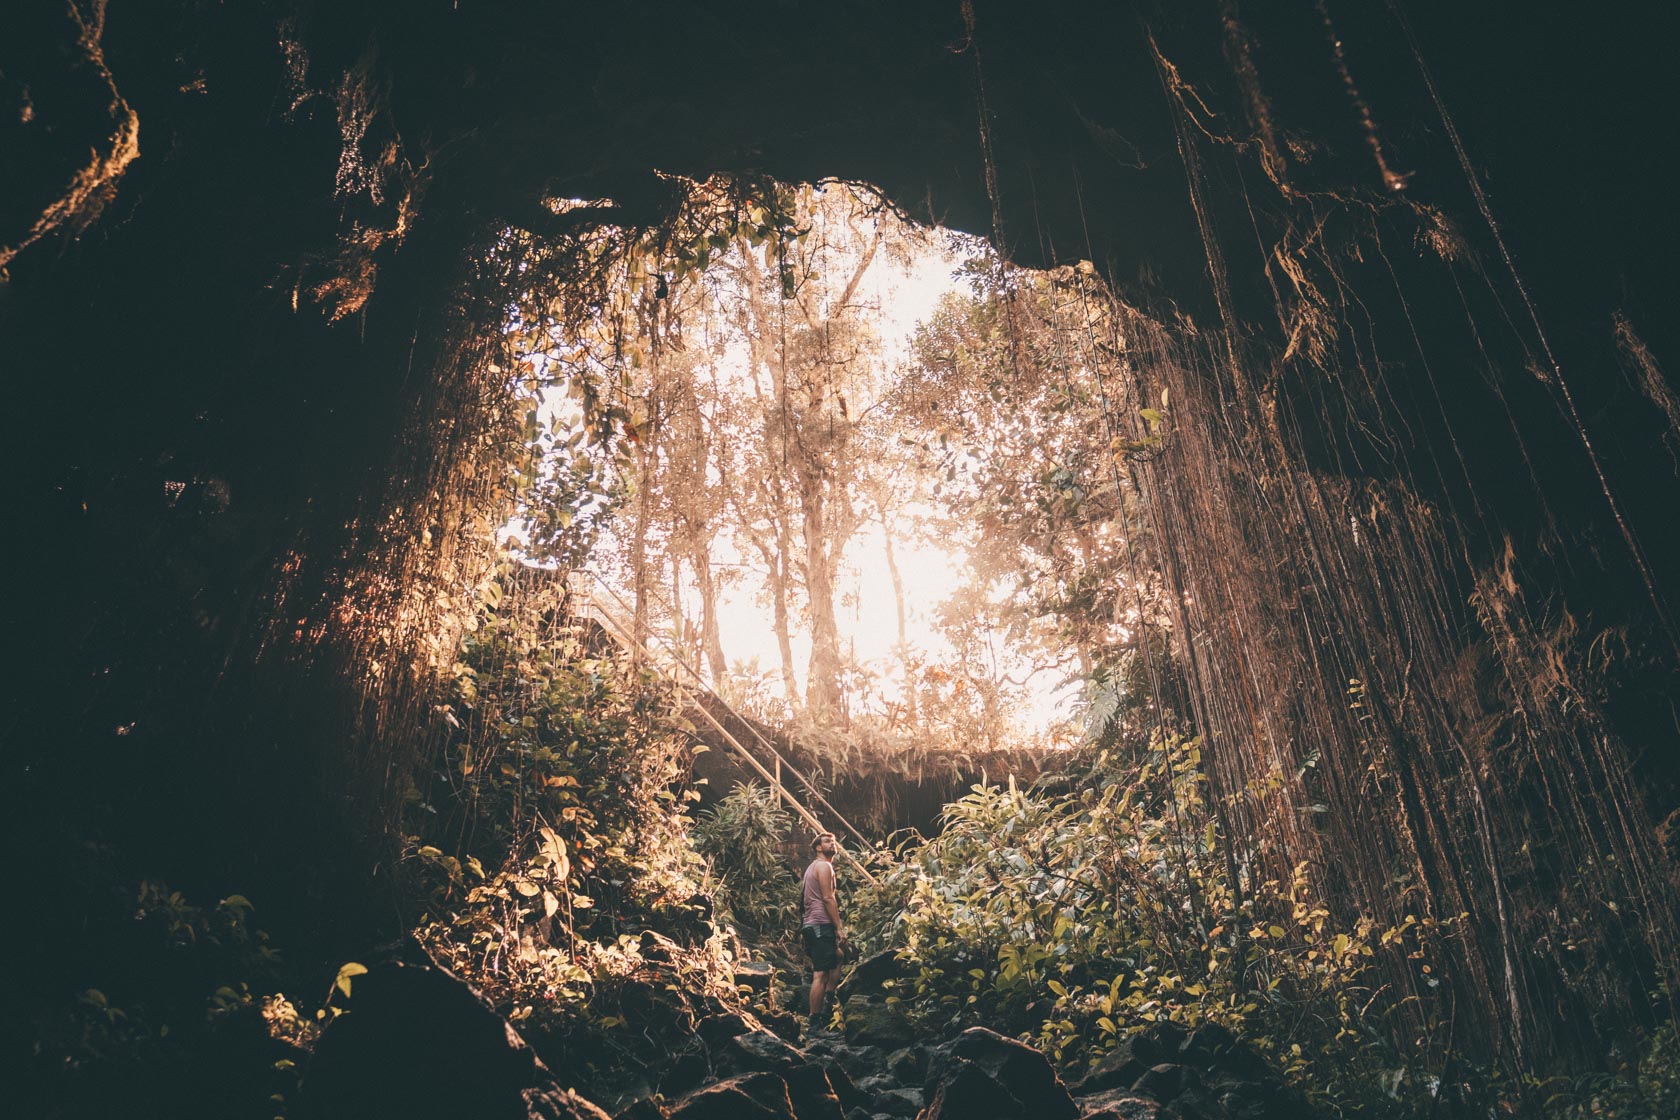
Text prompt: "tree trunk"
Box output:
[[770, 537, 800, 707], [690, 541, 729, 684], [800, 464, 844, 717], [878, 510, 917, 723]]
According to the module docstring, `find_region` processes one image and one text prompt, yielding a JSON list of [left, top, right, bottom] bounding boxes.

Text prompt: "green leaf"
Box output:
[[334, 961, 368, 999]]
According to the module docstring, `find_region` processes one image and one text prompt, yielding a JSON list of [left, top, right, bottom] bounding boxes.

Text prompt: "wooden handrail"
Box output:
[[572, 574, 879, 886]]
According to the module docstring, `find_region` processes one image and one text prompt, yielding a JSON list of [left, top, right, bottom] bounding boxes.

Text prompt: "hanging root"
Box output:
[[1613, 310, 1680, 476]]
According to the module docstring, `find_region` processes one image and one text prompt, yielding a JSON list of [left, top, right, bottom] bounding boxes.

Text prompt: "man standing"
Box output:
[[801, 831, 846, 1023]]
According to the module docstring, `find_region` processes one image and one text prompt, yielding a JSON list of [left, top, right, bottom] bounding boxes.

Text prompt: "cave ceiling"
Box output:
[[4, 0, 1680, 856]]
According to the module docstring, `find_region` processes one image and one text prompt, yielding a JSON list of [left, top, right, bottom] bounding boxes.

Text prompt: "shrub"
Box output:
[[851, 735, 1465, 1116], [401, 581, 740, 1083], [692, 781, 796, 942]]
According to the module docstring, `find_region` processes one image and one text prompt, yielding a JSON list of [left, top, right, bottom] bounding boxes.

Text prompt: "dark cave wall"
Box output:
[[4, 0, 1680, 975]]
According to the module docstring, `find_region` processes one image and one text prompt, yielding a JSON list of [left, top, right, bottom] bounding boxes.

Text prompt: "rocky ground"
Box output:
[[290, 947, 1311, 1120]]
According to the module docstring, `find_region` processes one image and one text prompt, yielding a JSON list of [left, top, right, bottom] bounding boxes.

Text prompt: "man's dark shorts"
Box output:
[[801, 923, 839, 971]]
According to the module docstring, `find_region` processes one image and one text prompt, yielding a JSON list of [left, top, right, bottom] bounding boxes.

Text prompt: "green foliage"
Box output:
[[1536, 1022, 1680, 1119], [21, 879, 305, 1119], [852, 737, 1471, 1117], [692, 781, 796, 941], [403, 576, 741, 1077]]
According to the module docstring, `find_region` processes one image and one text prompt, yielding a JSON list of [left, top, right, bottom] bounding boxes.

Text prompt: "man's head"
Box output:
[[812, 831, 837, 858]]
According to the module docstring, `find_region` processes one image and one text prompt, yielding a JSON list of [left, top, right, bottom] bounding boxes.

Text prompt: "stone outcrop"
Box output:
[[1062, 1022, 1309, 1120], [294, 956, 610, 1120], [918, 1027, 1078, 1120]]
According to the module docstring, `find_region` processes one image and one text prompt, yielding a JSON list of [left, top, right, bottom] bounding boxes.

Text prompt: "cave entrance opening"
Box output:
[[493, 176, 1172, 770]]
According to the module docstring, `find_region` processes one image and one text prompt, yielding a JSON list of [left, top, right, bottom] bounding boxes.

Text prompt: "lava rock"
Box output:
[[651, 892, 716, 945], [657, 1047, 712, 1098], [870, 1085, 923, 1117], [667, 1072, 797, 1120], [1201, 1070, 1310, 1120], [714, 1027, 847, 1120], [837, 950, 904, 999], [721, 1029, 809, 1078], [638, 929, 680, 964], [1131, 1063, 1204, 1104], [840, 996, 916, 1049], [810, 1054, 872, 1114], [805, 1034, 888, 1084], [948, 1026, 1078, 1120], [1129, 1022, 1190, 1065], [696, 1011, 754, 1047], [295, 958, 610, 1120], [1176, 1024, 1237, 1065], [759, 1006, 803, 1043], [736, 960, 776, 993], [784, 1064, 847, 1120], [920, 1060, 1024, 1120], [1076, 1087, 1163, 1120], [1067, 1043, 1147, 1097], [884, 1046, 925, 1083]]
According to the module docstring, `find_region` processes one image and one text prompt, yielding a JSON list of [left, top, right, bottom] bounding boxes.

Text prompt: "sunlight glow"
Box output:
[[514, 183, 1084, 748]]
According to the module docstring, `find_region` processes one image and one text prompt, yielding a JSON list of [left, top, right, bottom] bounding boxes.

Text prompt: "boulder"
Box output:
[[657, 1047, 712, 1098], [696, 1011, 754, 1047], [784, 1064, 847, 1120], [1067, 1043, 1147, 1098], [638, 929, 681, 964], [920, 1060, 1024, 1120], [759, 1006, 803, 1043], [840, 996, 916, 1049], [870, 1085, 923, 1117], [295, 958, 609, 1120], [652, 892, 716, 945], [1129, 1022, 1190, 1066], [919, 1027, 1083, 1120], [713, 1027, 848, 1120], [1077, 1088, 1162, 1120], [736, 960, 776, 994], [884, 1046, 925, 1083], [1131, 1064, 1204, 1104], [854, 1072, 896, 1092], [1175, 1024, 1237, 1066], [809, 1054, 872, 1114], [721, 1029, 809, 1078], [1200, 1070, 1309, 1120], [836, 950, 904, 999], [805, 1033, 888, 1084], [948, 1027, 1078, 1120], [667, 1073, 797, 1120]]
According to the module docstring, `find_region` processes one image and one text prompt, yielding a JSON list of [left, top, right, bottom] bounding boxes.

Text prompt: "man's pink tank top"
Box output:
[[801, 859, 835, 927]]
